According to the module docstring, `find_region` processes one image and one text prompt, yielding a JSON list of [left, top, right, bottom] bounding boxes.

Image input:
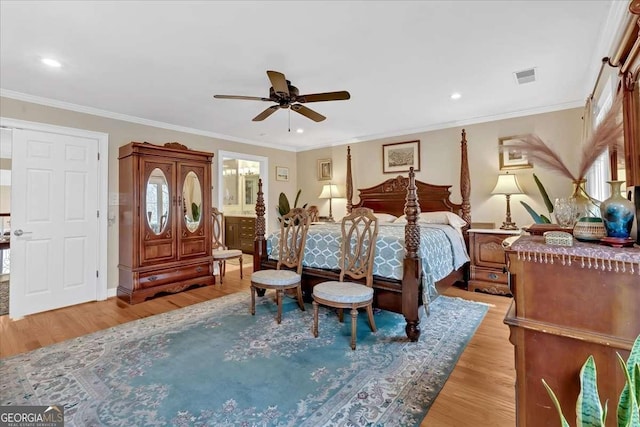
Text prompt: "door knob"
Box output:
[[14, 229, 32, 236]]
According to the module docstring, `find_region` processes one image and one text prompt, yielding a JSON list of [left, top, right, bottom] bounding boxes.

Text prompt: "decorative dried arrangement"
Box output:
[[503, 95, 624, 183]]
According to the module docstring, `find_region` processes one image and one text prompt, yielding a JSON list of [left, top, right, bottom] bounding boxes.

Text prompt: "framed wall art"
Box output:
[[382, 140, 421, 173], [499, 136, 533, 170], [317, 158, 332, 181], [275, 166, 289, 182]]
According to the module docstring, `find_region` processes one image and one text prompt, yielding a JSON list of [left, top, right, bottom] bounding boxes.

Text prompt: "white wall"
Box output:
[[296, 108, 584, 229]]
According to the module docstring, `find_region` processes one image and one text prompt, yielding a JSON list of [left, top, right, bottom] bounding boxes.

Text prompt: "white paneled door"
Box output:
[[10, 129, 99, 318]]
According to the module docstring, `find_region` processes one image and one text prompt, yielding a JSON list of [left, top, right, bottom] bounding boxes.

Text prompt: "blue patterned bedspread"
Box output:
[[266, 223, 469, 306]]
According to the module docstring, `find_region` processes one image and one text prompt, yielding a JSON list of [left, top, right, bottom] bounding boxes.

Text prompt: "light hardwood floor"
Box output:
[[0, 265, 516, 426]]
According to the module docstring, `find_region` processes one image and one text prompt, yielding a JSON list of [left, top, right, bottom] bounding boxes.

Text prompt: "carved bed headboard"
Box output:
[[351, 176, 463, 218]]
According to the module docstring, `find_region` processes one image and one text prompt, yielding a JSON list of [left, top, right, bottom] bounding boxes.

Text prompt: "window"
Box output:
[[585, 75, 615, 202]]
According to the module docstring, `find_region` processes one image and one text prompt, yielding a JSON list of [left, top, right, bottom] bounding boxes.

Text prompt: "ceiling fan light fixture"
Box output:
[[214, 70, 350, 123]]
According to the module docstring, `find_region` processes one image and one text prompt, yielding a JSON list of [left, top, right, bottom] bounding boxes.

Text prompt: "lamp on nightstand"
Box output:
[[318, 183, 342, 222], [491, 172, 524, 230]]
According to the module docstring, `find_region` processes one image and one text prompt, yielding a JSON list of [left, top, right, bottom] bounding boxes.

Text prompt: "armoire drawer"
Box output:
[[139, 262, 211, 289]]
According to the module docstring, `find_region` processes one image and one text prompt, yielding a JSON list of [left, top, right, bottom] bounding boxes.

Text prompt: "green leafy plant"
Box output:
[[521, 173, 554, 224], [191, 202, 200, 221], [276, 189, 307, 219], [542, 334, 640, 427]]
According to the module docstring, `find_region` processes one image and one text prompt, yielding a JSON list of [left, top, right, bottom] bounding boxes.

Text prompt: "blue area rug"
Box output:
[[1, 292, 488, 426]]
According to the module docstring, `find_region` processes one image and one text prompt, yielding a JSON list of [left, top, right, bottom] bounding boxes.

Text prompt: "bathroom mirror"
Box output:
[[146, 168, 170, 234], [183, 171, 202, 232]]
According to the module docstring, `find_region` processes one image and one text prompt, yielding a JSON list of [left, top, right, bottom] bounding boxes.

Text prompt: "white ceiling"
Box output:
[[0, 1, 624, 152]]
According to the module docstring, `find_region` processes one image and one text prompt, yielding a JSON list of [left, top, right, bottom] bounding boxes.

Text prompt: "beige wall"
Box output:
[[0, 95, 583, 292], [297, 108, 584, 228], [0, 96, 297, 291]]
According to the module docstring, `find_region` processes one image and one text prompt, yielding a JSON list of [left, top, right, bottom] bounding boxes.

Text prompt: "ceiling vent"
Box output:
[[514, 68, 537, 85]]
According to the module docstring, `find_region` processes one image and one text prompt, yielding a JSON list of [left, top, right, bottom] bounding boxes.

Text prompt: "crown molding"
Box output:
[[2, 89, 583, 154], [302, 100, 584, 151], [0, 89, 299, 152]]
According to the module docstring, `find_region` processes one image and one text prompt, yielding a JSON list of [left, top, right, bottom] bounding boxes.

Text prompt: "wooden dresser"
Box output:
[[468, 228, 521, 295], [504, 235, 640, 426], [225, 216, 255, 254]]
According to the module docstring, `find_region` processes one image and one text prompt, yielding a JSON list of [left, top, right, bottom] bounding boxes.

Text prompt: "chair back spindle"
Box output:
[[339, 207, 379, 286], [307, 205, 320, 222], [277, 207, 310, 274], [211, 207, 226, 251]]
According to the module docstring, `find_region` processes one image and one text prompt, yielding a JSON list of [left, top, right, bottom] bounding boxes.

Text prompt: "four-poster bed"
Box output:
[[253, 129, 472, 341]]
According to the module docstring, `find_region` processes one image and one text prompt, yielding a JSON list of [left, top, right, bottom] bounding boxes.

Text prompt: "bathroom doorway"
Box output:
[[217, 151, 268, 219]]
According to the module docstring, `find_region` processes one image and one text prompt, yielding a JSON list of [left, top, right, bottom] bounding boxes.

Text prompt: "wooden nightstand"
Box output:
[[468, 228, 522, 296]]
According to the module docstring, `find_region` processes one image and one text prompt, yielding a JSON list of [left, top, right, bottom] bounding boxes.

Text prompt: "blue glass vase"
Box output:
[[600, 181, 635, 238]]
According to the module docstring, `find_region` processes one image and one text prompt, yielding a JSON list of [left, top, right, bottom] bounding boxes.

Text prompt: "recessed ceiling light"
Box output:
[[296, 128, 304, 134], [41, 58, 62, 68], [450, 92, 461, 100]]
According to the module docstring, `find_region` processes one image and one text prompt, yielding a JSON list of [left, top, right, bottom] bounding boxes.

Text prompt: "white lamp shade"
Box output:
[[318, 184, 342, 199], [491, 173, 523, 195]]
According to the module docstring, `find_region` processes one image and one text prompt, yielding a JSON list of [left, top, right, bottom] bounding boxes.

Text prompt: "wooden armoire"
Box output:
[[118, 142, 215, 303]]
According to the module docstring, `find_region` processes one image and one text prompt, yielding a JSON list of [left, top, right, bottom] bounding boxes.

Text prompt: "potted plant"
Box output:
[[542, 334, 639, 426], [276, 189, 307, 221]]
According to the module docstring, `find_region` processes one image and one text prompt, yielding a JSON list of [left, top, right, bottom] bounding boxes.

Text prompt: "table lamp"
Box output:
[[491, 172, 524, 230], [318, 183, 342, 222]]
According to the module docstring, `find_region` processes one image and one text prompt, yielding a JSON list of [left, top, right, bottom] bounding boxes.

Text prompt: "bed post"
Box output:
[[253, 178, 267, 272], [346, 146, 353, 214], [403, 167, 421, 342], [460, 129, 471, 229]]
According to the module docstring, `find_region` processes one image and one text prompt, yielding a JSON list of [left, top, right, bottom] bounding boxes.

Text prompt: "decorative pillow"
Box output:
[[373, 213, 398, 223], [442, 212, 468, 229], [394, 213, 445, 224], [393, 211, 468, 229]]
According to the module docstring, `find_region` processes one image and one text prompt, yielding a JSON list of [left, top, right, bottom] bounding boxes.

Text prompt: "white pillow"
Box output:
[[393, 211, 468, 229], [442, 212, 468, 229], [373, 213, 398, 223]]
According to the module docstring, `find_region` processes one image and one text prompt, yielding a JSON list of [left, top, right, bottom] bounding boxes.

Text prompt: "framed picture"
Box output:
[[382, 140, 420, 173], [275, 166, 289, 182], [317, 158, 332, 181], [499, 136, 533, 170]]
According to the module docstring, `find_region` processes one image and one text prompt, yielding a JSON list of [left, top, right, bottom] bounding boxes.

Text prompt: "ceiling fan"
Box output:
[[213, 70, 350, 122]]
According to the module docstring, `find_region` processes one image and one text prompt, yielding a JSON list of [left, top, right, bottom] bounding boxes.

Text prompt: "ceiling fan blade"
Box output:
[[214, 95, 271, 101], [252, 105, 280, 121], [267, 70, 289, 97], [296, 91, 351, 103], [291, 104, 326, 122]]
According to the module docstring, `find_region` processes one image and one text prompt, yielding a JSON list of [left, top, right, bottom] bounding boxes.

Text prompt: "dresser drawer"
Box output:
[[139, 262, 211, 289], [470, 265, 508, 285], [240, 228, 254, 238]]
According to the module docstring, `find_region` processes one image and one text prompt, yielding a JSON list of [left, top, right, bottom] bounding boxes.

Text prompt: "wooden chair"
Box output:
[[250, 207, 310, 324], [312, 207, 379, 350], [211, 207, 243, 284], [307, 205, 320, 222]]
